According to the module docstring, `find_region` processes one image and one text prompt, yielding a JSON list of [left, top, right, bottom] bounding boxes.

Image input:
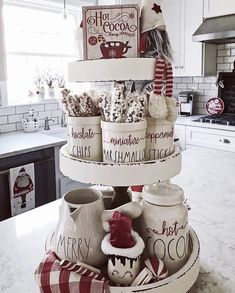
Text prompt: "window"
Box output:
[[3, 1, 95, 105]]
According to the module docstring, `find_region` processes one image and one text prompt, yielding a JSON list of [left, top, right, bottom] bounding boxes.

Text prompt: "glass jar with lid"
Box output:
[[140, 181, 189, 275]]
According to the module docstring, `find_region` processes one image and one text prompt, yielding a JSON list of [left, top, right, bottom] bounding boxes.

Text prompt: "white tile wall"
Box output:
[[174, 43, 235, 114], [0, 101, 60, 133]]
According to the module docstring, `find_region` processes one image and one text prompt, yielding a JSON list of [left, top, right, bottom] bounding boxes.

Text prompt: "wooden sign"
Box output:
[[82, 5, 140, 60]]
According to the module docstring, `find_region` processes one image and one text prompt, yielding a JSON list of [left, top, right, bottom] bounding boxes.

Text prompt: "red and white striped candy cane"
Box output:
[[144, 257, 168, 281], [60, 259, 106, 281]]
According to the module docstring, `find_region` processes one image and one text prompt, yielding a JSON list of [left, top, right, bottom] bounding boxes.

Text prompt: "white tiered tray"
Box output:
[[59, 144, 182, 186], [68, 58, 155, 82]]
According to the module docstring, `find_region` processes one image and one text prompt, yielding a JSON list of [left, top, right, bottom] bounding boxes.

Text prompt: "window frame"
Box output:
[[1, 0, 97, 106]]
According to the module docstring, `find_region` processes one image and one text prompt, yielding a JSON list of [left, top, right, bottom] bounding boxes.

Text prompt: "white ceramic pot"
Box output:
[[107, 255, 141, 286], [67, 116, 102, 161], [101, 120, 147, 163], [54, 188, 106, 267], [145, 118, 174, 160], [140, 181, 189, 275]]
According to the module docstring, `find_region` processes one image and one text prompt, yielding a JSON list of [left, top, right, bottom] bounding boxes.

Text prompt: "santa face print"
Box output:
[[107, 255, 140, 286]]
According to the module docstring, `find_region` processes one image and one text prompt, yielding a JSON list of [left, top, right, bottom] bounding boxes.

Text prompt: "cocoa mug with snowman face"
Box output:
[[100, 41, 132, 59]]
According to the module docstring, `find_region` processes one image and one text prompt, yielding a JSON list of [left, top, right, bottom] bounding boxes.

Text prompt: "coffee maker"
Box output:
[[178, 91, 194, 116]]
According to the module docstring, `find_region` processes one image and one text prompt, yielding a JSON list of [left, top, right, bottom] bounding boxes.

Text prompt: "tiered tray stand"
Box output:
[[59, 59, 200, 292]]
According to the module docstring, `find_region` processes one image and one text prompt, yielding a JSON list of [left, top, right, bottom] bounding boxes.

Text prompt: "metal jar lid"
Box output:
[[142, 181, 184, 206]]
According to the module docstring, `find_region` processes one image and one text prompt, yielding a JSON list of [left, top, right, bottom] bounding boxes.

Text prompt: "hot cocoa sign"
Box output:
[[82, 5, 139, 60]]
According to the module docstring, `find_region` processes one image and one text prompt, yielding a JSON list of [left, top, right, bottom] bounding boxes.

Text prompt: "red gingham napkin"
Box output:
[[35, 251, 109, 293]]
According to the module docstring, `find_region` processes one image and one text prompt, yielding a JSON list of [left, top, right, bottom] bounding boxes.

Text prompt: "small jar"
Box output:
[[140, 181, 189, 275]]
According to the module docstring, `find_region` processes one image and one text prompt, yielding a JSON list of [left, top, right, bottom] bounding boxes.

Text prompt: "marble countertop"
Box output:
[[0, 126, 67, 159], [176, 115, 235, 132], [0, 146, 235, 292]]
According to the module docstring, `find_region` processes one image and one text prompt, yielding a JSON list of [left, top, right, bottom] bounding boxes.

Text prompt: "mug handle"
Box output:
[[122, 41, 131, 55]]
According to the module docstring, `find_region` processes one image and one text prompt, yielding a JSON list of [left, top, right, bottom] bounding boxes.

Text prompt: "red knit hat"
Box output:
[[101, 212, 145, 258], [109, 211, 135, 249]]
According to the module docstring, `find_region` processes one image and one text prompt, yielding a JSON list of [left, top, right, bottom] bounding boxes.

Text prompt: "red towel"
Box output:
[[35, 251, 109, 293]]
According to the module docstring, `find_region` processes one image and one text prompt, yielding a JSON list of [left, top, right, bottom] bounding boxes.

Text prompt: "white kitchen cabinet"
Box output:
[[162, 0, 216, 76], [54, 146, 90, 198], [186, 126, 235, 152], [204, 0, 235, 18], [174, 124, 186, 150]]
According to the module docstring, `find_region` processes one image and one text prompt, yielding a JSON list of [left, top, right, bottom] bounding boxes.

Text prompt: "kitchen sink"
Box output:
[[41, 127, 67, 140]]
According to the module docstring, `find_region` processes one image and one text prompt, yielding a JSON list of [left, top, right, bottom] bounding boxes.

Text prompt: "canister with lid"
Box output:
[[140, 181, 189, 275]]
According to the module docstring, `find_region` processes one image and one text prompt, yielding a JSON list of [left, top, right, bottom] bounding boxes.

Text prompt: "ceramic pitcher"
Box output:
[[54, 188, 106, 267]]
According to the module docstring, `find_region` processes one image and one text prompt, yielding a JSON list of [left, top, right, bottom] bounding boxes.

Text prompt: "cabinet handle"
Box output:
[[0, 170, 10, 176], [180, 66, 184, 69], [174, 138, 179, 142], [219, 138, 231, 144], [175, 66, 179, 69]]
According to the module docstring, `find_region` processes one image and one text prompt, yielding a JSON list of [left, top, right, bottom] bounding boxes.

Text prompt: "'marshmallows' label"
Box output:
[[101, 120, 147, 163], [145, 118, 174, 160]]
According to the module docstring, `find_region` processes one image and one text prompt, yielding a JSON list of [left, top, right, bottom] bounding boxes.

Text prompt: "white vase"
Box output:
[[145, 117, 174, 160], [140, 181, 189, 275], [67, 116, 102, 161], [101, 120, 147, 163], [47, 87, 55, 98]]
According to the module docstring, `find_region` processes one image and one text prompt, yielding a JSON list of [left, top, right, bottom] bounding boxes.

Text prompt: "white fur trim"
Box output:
[[148, 93, 167, 120], [101, 230, 145, 259], [102, 221, 110, 232], [165, 97, 178, 122]]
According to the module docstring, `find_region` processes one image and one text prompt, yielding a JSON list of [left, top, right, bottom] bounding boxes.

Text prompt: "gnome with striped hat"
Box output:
[[140, 0, 178, 122]]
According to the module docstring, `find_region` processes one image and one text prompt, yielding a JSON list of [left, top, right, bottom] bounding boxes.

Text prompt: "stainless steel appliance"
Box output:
[[178, 91, 194, 116], [194, 114, 235, 126], [193, 64, 235, 126], [193, 14, 235, 44]]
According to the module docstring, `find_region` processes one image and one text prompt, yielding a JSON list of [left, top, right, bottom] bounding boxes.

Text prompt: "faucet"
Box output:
[[61, 111, 67, 127], [44, 116, 54, 130]]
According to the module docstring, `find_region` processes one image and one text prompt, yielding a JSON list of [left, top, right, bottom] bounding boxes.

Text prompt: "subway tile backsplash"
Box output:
[[1, 43, 235, 133], [0, 102, 60, 133], [174, 43, 235, 115]]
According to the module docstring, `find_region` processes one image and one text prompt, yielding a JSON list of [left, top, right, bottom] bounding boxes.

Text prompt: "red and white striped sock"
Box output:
[[153, 57, 166, 95], [165, 62, 173, 97]]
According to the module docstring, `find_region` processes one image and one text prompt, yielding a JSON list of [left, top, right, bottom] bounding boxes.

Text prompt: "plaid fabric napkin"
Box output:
[[35, 251, 109, 293]]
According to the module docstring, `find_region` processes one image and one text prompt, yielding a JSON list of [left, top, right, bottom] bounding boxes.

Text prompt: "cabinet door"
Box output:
[[180, 0, 203, 76], [186, 126, 235, 152], [174, 124, 186, 150], [161, 0, 181, 76], [204, 0, 235, 18]]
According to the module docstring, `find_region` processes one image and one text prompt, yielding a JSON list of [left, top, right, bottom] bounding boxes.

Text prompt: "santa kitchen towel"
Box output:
[[9, 163, 35, 216]]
